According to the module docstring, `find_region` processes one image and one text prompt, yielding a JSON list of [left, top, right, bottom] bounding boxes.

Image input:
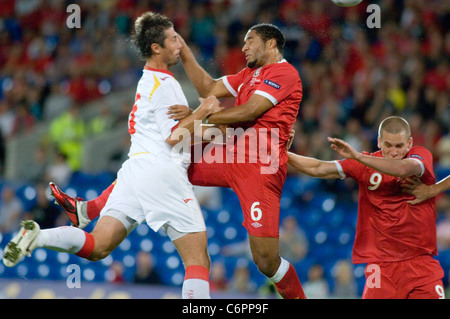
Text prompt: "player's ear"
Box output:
[[151, 43, 161, 55], [377, 136, 382, 149], [267, 38, 276, 50], [407, 137, 413, 151]]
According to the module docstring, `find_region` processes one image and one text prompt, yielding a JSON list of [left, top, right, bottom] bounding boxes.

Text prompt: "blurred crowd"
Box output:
[[0, 0, 448, 171], [0, 0, 449, 169], [0, 0, 449, 298]]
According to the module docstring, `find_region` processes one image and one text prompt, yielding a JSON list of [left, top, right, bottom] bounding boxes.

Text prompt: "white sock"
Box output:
[[182, 278, 211, 299], [182, 265, 210, 299], [37, 226, 87, 254]]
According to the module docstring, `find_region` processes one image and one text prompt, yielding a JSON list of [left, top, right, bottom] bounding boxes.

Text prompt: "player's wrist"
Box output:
[[355, 152, 364, 162]]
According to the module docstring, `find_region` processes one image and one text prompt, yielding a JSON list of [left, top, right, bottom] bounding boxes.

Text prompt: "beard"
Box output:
[[167, 56, 180, 67], [164, 52, 180, 67], [247, 59, 257, 68]]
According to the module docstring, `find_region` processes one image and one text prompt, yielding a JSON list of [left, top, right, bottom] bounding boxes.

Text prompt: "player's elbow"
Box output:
[[165, 137, 178, 147], [247, 111, 260, 122], [395, 161, 423, 177], [166, 131, 191, 148], [241, 107, 260, 122], [166, 135, 185, 147]]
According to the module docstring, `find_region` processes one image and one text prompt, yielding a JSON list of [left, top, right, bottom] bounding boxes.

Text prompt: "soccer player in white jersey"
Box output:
[[2, 12, 223, 299]]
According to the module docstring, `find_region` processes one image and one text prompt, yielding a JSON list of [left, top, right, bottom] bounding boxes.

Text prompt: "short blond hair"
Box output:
[[378, 116, 411, 139]]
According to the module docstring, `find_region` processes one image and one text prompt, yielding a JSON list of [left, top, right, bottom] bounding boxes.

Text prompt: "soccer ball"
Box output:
[[331, 0, 363, 7]]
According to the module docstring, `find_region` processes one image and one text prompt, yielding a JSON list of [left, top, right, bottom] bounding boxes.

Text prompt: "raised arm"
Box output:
[[288, 152, 342, 179], [328, 137, 423, 177], [178, 34, 231, 99]]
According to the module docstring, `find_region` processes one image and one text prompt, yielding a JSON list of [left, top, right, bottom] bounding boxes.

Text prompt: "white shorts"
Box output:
[[99, 152, 206, 240]]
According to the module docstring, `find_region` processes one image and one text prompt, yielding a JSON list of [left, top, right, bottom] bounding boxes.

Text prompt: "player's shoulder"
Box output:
[[408, 145, 430, 153], [264, 60, 300, 81], [406, 146, 433, 161], [142, 68, 179, 92], [143, 67, 175, 83], [270, 60, 298, 72]]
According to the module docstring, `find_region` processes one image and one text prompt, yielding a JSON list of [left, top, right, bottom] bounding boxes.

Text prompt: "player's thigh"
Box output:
[[408, 279, 446, 299], [362, 281, 401, 299], [188, 143, 229, 187], [231, 163, 286, 238], [362, 262, 405, 299]]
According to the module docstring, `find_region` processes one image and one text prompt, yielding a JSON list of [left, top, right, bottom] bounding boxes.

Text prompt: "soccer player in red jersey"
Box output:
[[288, 116, 445, 299], [180, 23, 305, 299], [50, 23, 306, 299]]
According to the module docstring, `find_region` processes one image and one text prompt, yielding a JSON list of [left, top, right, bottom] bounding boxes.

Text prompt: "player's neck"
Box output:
[[145, 58, 170, 72], [262, 52, 284, 67]]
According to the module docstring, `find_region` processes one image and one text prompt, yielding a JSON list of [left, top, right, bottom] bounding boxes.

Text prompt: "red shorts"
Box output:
[[188, 143, 286, 238], [362, 255, 445, 299]]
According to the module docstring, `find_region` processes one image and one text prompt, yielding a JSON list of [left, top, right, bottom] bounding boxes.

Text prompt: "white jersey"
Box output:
[[127, 66, 190, 169], [100, 66, 206, 238]]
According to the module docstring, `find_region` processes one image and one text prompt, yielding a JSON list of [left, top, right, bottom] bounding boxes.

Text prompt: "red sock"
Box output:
[[86, 181, 116, 220], [273, 262, 306, 299], [75, 232, 95, 258]]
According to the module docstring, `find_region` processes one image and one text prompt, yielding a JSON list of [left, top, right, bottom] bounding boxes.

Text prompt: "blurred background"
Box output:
[[0, 0, 448, 299]]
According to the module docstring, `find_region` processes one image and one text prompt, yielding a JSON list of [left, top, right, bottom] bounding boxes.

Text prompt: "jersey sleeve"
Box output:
[[254, 66, 299, 105], [336, 158, 365, 181], [406, 146, 434, 181], [222, 68, 248, 97]]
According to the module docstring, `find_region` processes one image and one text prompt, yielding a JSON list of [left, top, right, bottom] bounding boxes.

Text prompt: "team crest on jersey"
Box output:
[[264, 79, 281, 90], [253, 67, 262, 77]]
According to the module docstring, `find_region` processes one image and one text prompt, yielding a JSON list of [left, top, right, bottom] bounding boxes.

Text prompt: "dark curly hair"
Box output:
[[249, 23, 285, 54], [131, 12, 174, 61]]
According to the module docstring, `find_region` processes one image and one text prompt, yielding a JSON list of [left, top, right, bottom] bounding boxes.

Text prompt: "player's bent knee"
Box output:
[[86, 248, 112, 262], [253, 255, 278, 277]]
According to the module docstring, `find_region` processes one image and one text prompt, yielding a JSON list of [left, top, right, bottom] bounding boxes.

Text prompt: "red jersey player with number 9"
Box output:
[[288, 116, 445, 299]]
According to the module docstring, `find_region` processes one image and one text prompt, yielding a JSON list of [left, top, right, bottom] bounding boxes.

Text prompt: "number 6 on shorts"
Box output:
[[251, 202, 262, 221]]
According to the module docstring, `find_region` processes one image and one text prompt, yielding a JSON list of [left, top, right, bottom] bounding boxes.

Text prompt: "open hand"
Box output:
[[286, 129, 295, 150], [167, 104, 193, 120], [401, 176, 430, 205], [328, 137, 360, 160]]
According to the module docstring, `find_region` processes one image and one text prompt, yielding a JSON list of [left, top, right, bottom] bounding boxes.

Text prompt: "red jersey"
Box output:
[[222, 60, 302, 167], [336, 146, 437, 264]]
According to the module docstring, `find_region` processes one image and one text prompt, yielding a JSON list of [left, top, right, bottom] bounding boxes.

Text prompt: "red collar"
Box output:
[[144, 66, 174, 77]]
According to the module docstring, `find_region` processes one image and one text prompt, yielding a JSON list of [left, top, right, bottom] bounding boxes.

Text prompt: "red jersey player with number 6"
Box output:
[[182, 24, 305, 299]]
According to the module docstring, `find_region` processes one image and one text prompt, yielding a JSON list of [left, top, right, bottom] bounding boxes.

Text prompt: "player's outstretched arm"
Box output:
[[402, 175, 450, 205], [287, 152, 342, 179], [328, 137, 422, 177]]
